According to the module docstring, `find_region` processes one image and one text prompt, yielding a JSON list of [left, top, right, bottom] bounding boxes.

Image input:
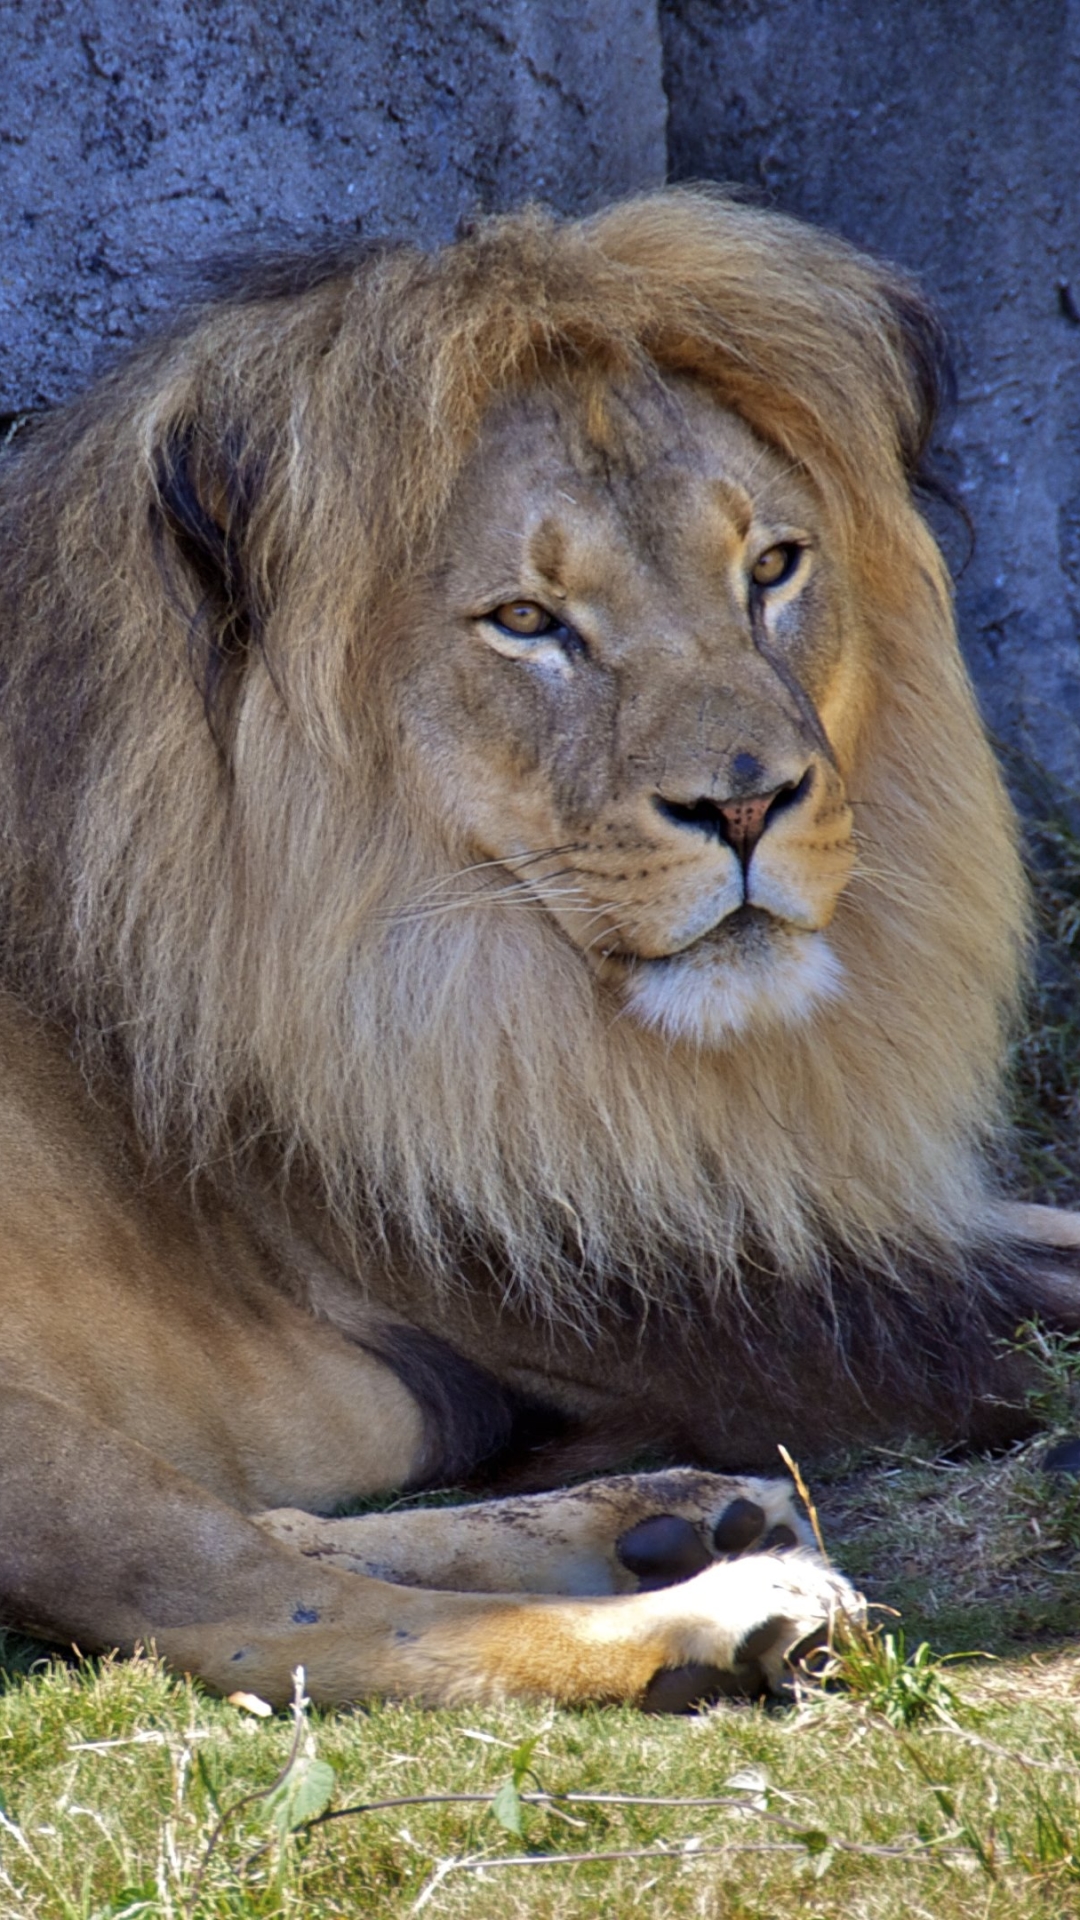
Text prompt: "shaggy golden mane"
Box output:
[[0, 187, 1028, 1338]]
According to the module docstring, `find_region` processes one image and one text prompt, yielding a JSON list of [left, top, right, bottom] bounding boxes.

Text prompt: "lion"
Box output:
[[0, 188, 1077, 1712]]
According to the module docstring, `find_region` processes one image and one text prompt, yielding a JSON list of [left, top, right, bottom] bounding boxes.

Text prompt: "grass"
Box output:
[[4, 1644, 1080, 1917], [1, 820, 1078, 1918], [1006, 810, 1080, 1201]]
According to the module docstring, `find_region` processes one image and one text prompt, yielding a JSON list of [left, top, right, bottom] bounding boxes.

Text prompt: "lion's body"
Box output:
[[0, 191, 1077, 1707]]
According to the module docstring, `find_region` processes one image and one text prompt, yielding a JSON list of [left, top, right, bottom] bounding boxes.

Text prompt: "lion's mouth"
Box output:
[[673, 901, 776, 956], [604, 903, 780, 972]]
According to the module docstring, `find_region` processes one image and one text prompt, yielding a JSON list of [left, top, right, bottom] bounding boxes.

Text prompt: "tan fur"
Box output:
[[255, 1472, 814, 1595], [0, 189, 1076, 1708]]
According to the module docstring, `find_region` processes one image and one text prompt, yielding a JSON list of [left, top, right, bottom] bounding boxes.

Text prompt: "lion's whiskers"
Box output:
[[390, 872, 594, 926], [397, 843, 587, 910]]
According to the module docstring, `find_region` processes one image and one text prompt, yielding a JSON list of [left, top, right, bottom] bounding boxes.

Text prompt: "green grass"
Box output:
[[3, 1643, 1080, 1916], [1, 821, 1078, 1918]]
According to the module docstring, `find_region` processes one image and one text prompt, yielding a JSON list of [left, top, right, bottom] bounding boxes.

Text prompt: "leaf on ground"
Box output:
[[264, 1752, 336, 1835], [508, 1733, 541, 1788], [491, 1776, 527, 1838]]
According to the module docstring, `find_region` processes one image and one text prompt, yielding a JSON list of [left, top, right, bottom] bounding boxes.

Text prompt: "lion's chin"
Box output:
[[621, 925, 845, 1047]]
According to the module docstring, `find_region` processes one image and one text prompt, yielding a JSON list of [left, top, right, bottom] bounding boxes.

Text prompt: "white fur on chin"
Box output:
[[623, 931, 845, 1046]]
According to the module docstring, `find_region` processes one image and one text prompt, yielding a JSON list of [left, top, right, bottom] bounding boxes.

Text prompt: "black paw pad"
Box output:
[[641, 1662, 736, 1713], [761, 1523, 798, 1551], [1043, 1436, 1080, 1475], [616, 1514, 712, 1590], [735, 1616, 791, 1665], [711, 1497, 766, 1555]]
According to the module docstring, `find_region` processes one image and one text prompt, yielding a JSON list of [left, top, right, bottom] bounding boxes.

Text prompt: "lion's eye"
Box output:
[[750, 543, 802, 590], [490, 601, 558, 638]]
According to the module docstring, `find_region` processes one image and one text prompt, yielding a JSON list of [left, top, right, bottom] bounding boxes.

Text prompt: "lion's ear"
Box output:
[[151, 421, 264, 726], [882, 279, 955, 489]]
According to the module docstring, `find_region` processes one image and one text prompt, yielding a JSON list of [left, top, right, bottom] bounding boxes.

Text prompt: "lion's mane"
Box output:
[[0, 190, 1027, 1333]]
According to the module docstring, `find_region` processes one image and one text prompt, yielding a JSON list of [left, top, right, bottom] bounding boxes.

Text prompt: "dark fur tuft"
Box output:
[[194, 237, 401, 307], [357, 1323, 567, 1487], [150, 424, 264, 734], [885, 281, 955, 482]]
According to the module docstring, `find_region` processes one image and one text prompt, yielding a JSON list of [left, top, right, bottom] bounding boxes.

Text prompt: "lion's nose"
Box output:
[[654, 770, 813, 866]]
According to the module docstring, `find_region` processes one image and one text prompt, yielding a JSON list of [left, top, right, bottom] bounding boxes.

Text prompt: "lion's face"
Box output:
[[400, 374, 861, 1044], [0, 190, 1027, 1300]]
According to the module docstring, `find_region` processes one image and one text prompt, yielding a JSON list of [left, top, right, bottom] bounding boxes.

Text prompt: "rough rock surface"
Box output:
[[0, 0, 665, 405], [2, 0, 1077, 800], [662, 0, 1080, 806]]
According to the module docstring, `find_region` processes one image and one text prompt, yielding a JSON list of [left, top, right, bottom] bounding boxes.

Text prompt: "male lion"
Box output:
[[0, 190, 1077, 1711]]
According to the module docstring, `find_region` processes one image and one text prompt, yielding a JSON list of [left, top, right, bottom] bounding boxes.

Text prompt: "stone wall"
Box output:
[[662, 0, 1080, 806], [0, 0, 665, 406], [3, 0, 1077, 803]]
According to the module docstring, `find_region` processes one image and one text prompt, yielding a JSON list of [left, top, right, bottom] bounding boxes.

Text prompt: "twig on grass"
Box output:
[[239, 1785, 797, 1869], [303, 1787, 785, 1833], [236, 1773, 976, 1905], [68, 1729, 215, 1753], [867, 1446, 969, 1471], [410, 1832, 974, 1912]]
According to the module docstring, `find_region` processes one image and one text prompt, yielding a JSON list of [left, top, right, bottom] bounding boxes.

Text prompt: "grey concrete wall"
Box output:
[[662, 0, 1080, 810], [0, 0, 666, 407]]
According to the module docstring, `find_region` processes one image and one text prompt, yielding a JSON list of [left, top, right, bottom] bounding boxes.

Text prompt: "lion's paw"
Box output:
[[612, 1469, 813, 1593], [631, 1551, 860, 1710]]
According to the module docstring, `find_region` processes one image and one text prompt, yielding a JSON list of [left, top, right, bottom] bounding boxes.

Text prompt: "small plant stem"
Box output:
[[186, 1666, 308, 1915]]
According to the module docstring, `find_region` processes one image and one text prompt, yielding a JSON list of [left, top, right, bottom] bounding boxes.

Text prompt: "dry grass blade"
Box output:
[[777, 1444, 830, 1561]]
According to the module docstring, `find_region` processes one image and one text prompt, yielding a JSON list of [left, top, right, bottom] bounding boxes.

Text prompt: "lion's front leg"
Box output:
[[181, 1549, 857, 1710], [254, 1468, 813, 1596], [390, 1551, 859, 1710], [1, 1387, 855, 1709]]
